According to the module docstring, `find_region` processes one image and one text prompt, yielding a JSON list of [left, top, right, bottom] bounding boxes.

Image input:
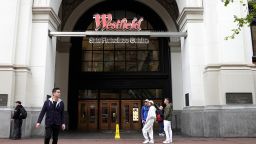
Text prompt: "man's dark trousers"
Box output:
[[13, 119, 22, 139], [44, 124, 60, 144]]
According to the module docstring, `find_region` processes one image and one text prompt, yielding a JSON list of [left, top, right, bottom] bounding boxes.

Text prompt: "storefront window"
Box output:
[[81, 10, 160, 72], [78, 89, 163, 100]]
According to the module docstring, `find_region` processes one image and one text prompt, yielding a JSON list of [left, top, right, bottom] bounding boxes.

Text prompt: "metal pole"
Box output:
[[49, 31, 187, 38]]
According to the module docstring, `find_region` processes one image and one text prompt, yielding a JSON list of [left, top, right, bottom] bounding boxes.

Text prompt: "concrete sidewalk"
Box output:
[[1, 136, 256, 144], [3, 131, 256, 144]]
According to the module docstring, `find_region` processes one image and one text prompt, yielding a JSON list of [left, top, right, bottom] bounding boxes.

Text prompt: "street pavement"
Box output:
[[1, 132, 256, 144], [1, 137, 256, 144]]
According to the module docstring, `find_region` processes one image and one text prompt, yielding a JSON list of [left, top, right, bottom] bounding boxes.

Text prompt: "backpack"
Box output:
[[19, 107, 27, 119], [156, 113, 163, 122]]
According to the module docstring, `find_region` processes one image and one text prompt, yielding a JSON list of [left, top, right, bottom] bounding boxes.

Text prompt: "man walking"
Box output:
[[36, 88, 65, 144], [142, 100, 156, 144], [12, 101, 25, 140], [163, 98, 173, 143]]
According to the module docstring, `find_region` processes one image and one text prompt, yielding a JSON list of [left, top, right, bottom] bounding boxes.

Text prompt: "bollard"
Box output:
[[114, 123, 120, 140]]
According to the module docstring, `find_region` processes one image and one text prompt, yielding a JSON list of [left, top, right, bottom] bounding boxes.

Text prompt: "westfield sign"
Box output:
[[93, 14, 143, 31]]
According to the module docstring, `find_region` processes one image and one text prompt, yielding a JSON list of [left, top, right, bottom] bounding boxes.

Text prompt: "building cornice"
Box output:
[[32, 7, 61, 30], [176, 7, 204, 32], [204, 64, 256, 72]]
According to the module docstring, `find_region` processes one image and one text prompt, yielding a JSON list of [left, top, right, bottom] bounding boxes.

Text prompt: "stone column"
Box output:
[[0, 0, 20, 138], [203, 0, 255, 106], [28, 4, 61, 136], [178, 0, 256, 137], [177, 7, 205, 107]]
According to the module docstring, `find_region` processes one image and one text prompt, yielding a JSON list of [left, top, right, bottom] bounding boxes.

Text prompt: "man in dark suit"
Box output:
[[36, 88, 65, 144]]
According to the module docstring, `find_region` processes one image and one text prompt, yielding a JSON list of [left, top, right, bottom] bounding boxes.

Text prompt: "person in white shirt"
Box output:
[[142, 100, 156, 144]]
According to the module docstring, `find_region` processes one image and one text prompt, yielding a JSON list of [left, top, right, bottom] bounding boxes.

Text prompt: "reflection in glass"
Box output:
[[152, 51, 159, 60], [92, 62, 103, 72], [104, 43, 114, 50], [104, 51, 114, 61], [102, 103, 108, 123], [80, 104, 86, 123], [104, 62, 114, 72], [126, 51, 137, 61], [79, 89, 163, 100], [126, 43, 136, 50], [93, 43, 103, 50], [100, 90, 120, 99], [79, 90, 98, 99], [89, 105, 96, 123], [93, 51, 103, 61], [115, 43, 125, 50], [124, 105, 130, 123], [81, 62, 92, 72], [115, 51, 125, 61], [111, 103, 117, 123], [126, 62, 137, 72], [115, 62, 125, 72], [149, 39, 159, 50], [137, 43, 147, 50], [121, 89, 163, 99]]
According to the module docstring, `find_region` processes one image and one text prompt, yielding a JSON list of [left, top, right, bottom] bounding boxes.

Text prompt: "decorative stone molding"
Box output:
[[181, 105, 256, 137], [176, 7, 204, 31], [0, 65, 31, 72], [204, 64, 256, 72], [184, 105, 256, 110], [169, 38, 181, 52], [32, 7, 61, 30], [33, 0, 49, 7]]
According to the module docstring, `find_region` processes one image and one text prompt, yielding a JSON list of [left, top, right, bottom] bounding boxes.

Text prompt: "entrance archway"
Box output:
[[65, 0, 174, 130]]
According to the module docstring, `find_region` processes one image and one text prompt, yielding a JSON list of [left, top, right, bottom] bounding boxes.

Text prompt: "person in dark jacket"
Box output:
[[12, 101, 23, 140], [36, 88, 65, 144], [163, 98, 173, 143], [156, 105, 164, 136]]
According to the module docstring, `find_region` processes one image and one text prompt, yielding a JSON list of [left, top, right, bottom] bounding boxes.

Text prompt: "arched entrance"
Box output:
[[66, 0, 172, 131]]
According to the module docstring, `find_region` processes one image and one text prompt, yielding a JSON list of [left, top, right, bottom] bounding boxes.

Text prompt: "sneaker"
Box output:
[[149, 140, 154, 143], [163, 140, 171, 143], [143, 140, 149, 143]]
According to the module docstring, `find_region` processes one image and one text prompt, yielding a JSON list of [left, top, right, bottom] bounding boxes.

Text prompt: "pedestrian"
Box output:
[[156, 105, 165, 136], [36, 88, 65, 144], [163, 98, 173, 143], [142, 100, 156, 144], [12, 101, 26, 140], [141, 99, 149, 125]]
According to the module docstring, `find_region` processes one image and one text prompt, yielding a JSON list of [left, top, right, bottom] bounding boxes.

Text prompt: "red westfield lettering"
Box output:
[[93, 14, 143, 31]]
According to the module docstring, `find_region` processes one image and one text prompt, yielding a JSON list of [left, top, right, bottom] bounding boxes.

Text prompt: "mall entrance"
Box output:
[[77, 90, 163, 131], [67, 0, 172, 131]]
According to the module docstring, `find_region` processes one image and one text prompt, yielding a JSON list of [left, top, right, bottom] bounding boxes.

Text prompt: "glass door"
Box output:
[[100, 100, 119, 130], [121, 100, 141, 130], [78, 100, 98, 131]]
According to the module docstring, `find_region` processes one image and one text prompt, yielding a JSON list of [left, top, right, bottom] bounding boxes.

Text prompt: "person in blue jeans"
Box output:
[[141, 99, 149, 125], [156, 105, 165, 136]]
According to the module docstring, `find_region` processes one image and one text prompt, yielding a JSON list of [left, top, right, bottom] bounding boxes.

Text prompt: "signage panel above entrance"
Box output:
[[93, 14, 143, 31]]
